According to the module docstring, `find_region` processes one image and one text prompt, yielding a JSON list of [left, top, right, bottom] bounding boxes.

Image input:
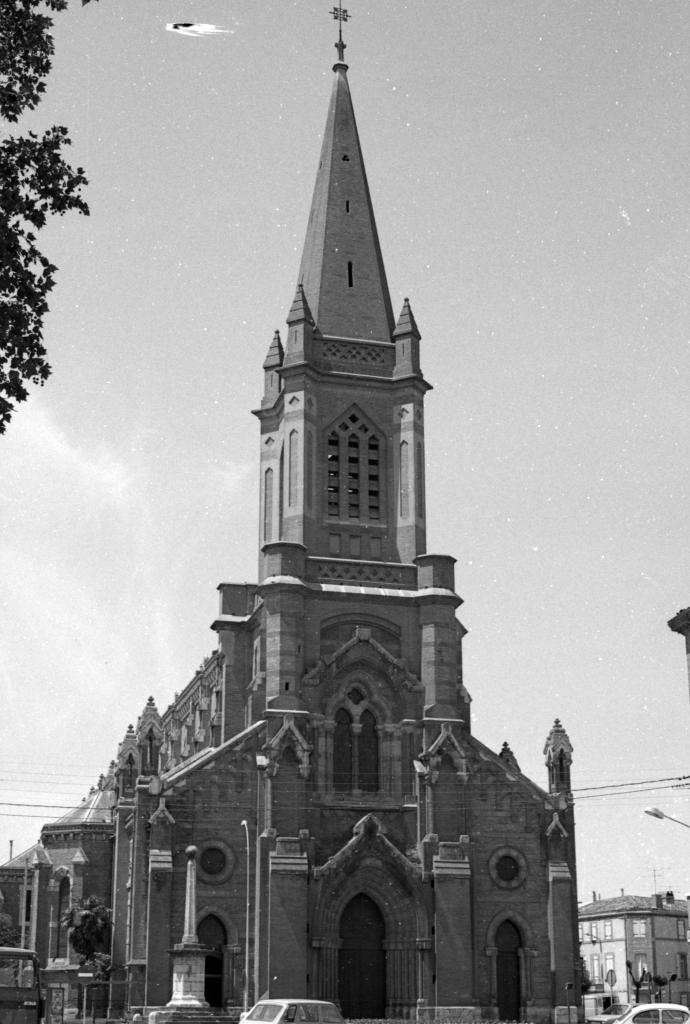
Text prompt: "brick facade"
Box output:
[[1, 44, 581, 1024]]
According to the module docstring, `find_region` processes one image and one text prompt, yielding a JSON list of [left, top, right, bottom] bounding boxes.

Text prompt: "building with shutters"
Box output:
[[579, 893, 689, 1010]]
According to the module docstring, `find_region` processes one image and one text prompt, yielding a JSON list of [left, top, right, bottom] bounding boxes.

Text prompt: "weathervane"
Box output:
[[332, 2, 350, 63]]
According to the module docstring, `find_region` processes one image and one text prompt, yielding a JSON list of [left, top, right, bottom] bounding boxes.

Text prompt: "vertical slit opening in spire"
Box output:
[[348, 261, 353, 288]]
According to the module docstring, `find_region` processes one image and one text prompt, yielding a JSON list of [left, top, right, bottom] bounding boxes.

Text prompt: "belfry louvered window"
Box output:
[[326, 413, 382, 521]]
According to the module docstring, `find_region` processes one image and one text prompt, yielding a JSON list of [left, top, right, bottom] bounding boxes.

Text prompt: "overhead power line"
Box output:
[[0, 798, 81, 806], [572, 773, 690, 793]]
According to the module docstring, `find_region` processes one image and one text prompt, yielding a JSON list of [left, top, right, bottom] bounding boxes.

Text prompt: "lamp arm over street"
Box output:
[[645, 806, 690, 829]]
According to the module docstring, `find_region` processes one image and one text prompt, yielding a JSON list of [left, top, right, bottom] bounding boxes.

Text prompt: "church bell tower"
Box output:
[[255, 39, 431, 580], [108, 14, 580, 1021]]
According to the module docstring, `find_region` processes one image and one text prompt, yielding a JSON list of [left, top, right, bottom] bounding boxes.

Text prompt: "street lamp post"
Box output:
[[644, 807, 690, 830], [240, 820, 250, 1014]]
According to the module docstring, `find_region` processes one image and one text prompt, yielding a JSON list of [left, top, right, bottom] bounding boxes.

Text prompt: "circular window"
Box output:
[[196, 840, 236, 886], [496, 855, 519, 882], [200, 846, 226, 876], [488, 846, 527, 889]]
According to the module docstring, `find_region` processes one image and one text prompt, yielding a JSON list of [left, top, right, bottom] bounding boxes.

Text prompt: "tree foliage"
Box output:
[[61, 896, 111, 979], [0, 0, 89, 433], [0, 915, 21, 947]]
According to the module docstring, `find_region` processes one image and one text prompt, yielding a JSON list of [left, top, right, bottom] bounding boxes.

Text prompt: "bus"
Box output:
[[0, 947, 43, 1024]]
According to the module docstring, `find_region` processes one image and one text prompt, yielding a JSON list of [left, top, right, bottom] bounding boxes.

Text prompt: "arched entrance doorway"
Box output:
[[496, 920, 521, 1021], [198, 914, 226, 1007], [338, 894, 386, 1018]]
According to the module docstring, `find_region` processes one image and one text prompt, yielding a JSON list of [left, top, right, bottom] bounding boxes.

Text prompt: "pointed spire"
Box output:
[[393, 297, 422, 377], [296, 60, 394, 342], [286, 283, 315, 328], [262, 329, 283, 407], [263, 329, 284, 370], [393, 297, 420, 340], [284, 283, 317, 366]]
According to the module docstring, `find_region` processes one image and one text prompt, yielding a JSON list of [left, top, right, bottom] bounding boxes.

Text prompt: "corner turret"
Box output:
[[543, 718, 573, 795]]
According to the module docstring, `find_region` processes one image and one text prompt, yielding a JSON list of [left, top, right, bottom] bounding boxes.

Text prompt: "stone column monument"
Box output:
[[149, 846, 230, 1024]]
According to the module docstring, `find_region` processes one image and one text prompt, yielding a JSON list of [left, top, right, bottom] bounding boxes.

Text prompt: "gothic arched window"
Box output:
[[146, 728, 155, 773], [359, 709, 379, 792], [125, 752, 135, 791], [56, 876, 70, 958], [325, 413, 383, 522], [332, 695, 380, 794], [333, 709, 353, 792], [263, 467, 274, 542]]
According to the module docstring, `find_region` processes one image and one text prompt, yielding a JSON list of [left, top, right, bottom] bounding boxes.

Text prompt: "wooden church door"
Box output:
[[338, 894, 386, 1018], [496, 920, 521, 1021]]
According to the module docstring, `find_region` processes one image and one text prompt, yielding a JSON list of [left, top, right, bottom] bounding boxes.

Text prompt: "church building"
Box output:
[[2, 27, 580, 1024]]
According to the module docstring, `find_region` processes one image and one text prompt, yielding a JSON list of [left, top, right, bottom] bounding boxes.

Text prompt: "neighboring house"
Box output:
[[579, 893, 690, 1008], [0, 783, 115, 1015], [0, 30, 582, 1024]]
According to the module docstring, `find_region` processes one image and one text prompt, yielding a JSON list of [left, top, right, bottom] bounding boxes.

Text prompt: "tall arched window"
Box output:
[[288, 430, 299, 507], [399, 440, 409, 517], [146, 728, 156, 773], [367, 438, 380, 520], [325, 413, 383, 522], [347, 434, 360, 517], [416, 441, 424, 512], [359, 710, 379, 792], [332, 694, 380, 794], [56, 876, 70, 958], [278, 447, 284, 535], [124, 752, 136, 792], [334, 709, 353, 792], [263, 468, 273, 542], [306, 430, 314, 510], [327, 432, 340, 516]]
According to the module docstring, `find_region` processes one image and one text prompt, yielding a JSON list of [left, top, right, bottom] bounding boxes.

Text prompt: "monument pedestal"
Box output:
[[147, 847, 243, 1024], [168, 943, 211, 1008]]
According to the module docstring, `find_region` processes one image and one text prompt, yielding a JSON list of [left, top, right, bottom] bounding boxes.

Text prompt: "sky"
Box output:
[[1, 0, 689, 907]]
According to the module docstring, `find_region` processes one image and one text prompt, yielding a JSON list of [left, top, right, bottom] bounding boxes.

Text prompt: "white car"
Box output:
[[241, 1000, 344, 1024], [588, 1004, 632, 1024], [614, 1006, 690, 1024]]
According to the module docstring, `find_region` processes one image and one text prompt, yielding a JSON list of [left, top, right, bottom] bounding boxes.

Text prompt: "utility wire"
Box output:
[[572, 774, 690, 793], [0, 801, 84, 810]]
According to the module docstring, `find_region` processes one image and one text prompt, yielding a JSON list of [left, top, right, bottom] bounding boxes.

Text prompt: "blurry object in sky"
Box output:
[[165, 23, 234, 36]]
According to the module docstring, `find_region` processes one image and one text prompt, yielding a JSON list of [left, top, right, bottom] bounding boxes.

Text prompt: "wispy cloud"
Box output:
[[3, 404, 132, 502]]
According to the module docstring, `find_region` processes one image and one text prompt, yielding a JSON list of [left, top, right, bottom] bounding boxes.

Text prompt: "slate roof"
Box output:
[[296, 60, 395, 342], [579, 894, 687, 917], [0, 843, 44, 870], [42, 785, 115, 830]]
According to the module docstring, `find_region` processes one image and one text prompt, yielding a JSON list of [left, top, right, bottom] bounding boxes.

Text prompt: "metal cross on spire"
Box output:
[[331, 2, 350, 63]]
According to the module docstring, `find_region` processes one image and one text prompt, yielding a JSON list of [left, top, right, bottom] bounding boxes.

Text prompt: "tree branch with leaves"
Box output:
[[0, 0, 89, 433], [60, 896, 111, 980]]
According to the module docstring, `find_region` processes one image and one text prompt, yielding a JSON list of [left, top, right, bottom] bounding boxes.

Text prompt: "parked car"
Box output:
[[241, 1000, 344, 1024], [588, 1003, 632, 1024], [614, 1006, 690, 1024]]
